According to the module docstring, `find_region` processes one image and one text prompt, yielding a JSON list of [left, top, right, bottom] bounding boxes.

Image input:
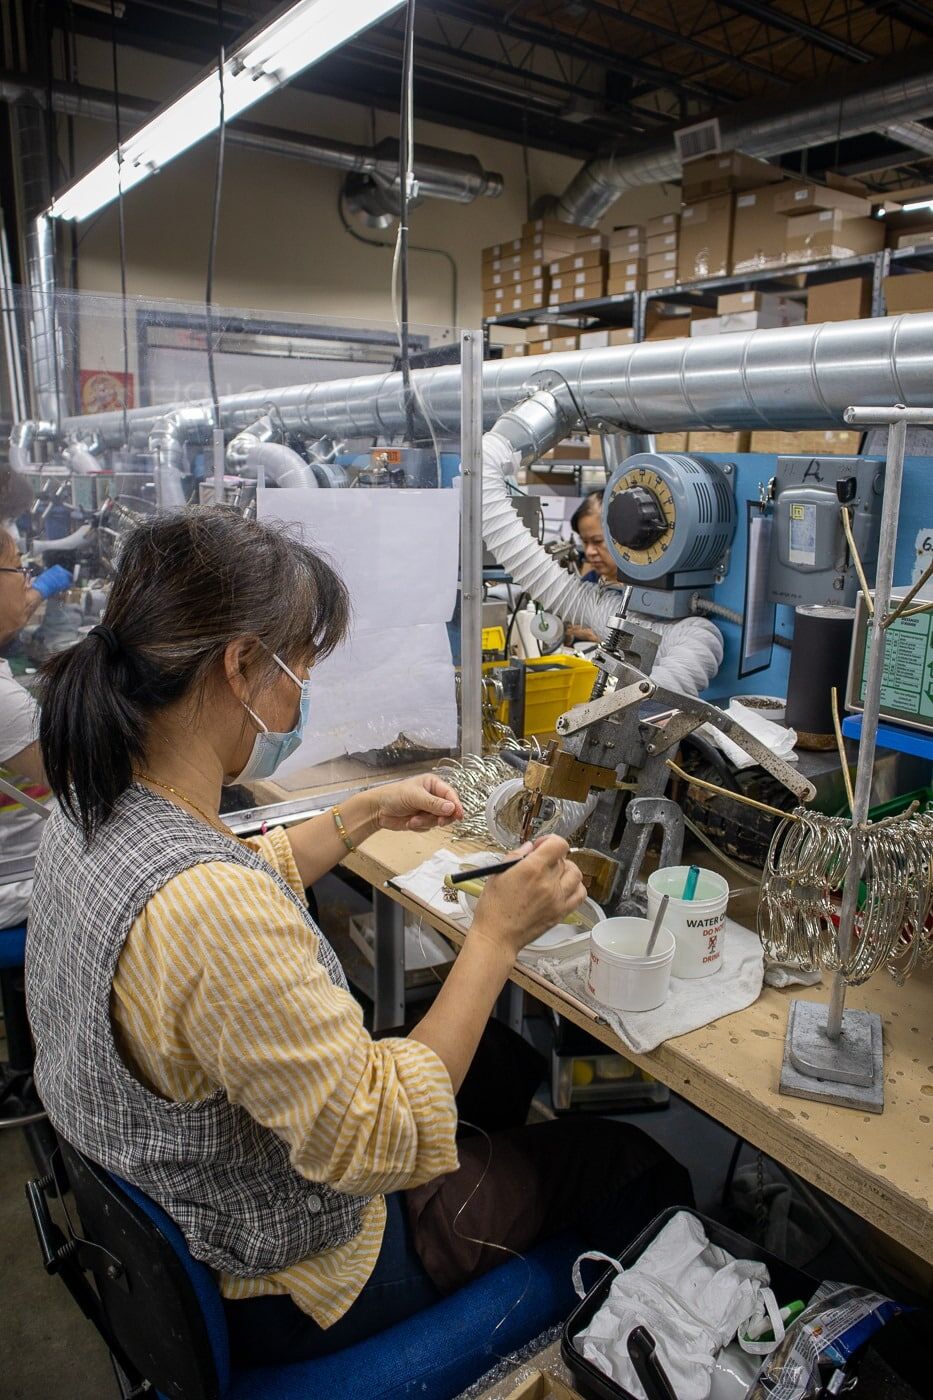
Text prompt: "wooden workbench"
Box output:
[[343, 825, 933, 1270]]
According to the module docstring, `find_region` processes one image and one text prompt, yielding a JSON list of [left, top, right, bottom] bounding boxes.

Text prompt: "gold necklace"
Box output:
[[137, 773, 229, 834]]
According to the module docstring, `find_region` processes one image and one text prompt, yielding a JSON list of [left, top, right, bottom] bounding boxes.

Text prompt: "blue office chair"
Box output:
[[27, 1140, 582, 1400], [1, 923, 52, 1147]]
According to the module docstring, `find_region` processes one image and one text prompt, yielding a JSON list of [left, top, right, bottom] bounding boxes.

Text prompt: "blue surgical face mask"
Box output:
[[230, 653, 312, 784]]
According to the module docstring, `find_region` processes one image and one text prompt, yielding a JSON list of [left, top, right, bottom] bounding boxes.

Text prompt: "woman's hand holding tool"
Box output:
[[469, 835, 587, 962]]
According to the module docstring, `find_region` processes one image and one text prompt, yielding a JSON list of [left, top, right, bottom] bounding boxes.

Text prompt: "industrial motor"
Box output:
[[602, 452, 737, 616]]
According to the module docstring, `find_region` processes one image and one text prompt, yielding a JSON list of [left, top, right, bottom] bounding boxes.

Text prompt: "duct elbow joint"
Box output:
[[9, 419, 56, 472], [489, 387, 577, 466]]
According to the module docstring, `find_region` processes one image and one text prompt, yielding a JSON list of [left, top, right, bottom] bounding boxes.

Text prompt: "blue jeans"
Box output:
[[225, 1192, 440, 1368]]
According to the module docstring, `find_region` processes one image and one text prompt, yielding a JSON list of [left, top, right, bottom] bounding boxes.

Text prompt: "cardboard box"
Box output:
[[785, 211, 884, 263], [645, 212, 680, 237], [678, 194, 734, 281], [646, 230, 679, 255], [550, 281, 606, 305], [482, 238, 522, 262], [681, 150, 783, 200], [483, 263, 547, 290], [717, 289, 803, 316], [608, 255, 646, 276], [895, 229, 933, 250], [548, 249, 608, 276], [806, 277, 872, 323], [749, 430, 862, 455], [656, 432, 689, 450], [691, 300, 804, 334], [538, 334, 580, 353], [499, 343, 527, 358], [522, 217, 591, 238], [883, 271, 933, 314], [647, 249, 678, 273], [574, 233, 608, 251], [644, 304, 714, 340], [608, 326, 636, 345], [550, 269, 605, 292], [687, 431, 751, 452], [501, 1369, 583, 1400], [606, 275, 643, 294], [644, 309, 691, 339], [646, 266, 679, 290], [775, 182, 871, 220], [609, 223, 644, 244], [540, 436, 593, 462], [525, 322, 573, 343], [731, 182, 798, 273], [578, 329, 610, 349]]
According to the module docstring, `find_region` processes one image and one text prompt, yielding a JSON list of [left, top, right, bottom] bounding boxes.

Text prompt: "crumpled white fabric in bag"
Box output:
[[573, 1212, 783, 1400]]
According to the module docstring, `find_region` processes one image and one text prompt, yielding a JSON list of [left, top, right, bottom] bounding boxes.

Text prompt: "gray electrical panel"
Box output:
[[767, 455, 884, 608]]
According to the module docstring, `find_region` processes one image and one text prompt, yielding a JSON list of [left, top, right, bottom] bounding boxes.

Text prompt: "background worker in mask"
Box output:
[[26, 507, 691, 1370]]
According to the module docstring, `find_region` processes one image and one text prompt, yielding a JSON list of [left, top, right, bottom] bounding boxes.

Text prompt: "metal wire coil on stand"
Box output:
[[759, 806, 933, 986]]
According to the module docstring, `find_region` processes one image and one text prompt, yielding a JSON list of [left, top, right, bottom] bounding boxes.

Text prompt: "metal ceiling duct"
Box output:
[[46, 312, 933, 451], [0, 71, 503, 207], [552, 46, 933, 226], [9, 98, 62, 426]]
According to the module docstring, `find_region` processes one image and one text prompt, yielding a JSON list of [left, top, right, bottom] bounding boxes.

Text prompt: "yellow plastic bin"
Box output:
[[522, 655, 598, 737]]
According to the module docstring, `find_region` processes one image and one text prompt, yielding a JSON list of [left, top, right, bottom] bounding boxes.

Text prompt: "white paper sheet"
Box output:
[[256, 489, 460, 771]]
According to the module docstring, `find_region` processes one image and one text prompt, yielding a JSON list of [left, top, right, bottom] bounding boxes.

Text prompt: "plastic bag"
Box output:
[[747, 1284, 908, 1399]]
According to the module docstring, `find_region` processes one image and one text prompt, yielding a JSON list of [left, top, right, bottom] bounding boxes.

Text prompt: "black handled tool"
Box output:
[[447, 856, 528, 884], [627, 1327, 678, 1400]]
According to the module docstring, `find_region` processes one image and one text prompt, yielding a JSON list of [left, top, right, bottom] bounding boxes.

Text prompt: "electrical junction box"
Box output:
[[768, 455, 884, 608]]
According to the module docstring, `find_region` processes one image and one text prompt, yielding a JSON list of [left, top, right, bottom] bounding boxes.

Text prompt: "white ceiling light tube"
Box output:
[[48, 0, 403, 221]]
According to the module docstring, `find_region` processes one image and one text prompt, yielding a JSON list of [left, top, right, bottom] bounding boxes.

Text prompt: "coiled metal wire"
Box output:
[[759, 807, 933, 986]]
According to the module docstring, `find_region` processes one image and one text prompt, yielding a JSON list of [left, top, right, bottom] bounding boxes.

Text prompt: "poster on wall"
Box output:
[[79, 370, 134, 414]]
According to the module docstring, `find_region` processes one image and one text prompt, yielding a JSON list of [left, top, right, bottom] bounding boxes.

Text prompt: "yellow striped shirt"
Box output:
[[110, 825, 458, 1328]]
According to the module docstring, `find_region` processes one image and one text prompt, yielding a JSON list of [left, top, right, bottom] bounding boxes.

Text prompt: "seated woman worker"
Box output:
[[26, 507, 691, 1369]]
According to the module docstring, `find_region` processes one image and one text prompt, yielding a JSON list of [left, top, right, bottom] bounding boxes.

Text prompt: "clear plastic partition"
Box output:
[[0, 287, 483, 826]]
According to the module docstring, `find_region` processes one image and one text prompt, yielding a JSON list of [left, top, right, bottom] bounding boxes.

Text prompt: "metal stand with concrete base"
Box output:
[[781, 1000, 884, 1112], [778, 404, 933, 1113]]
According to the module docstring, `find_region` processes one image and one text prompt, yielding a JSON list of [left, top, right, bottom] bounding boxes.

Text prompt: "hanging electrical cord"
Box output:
[[335, 189, 458, 327], [394, 0, 417, 447], [204, 0, 226, 429], [109, 0, 129, 452]]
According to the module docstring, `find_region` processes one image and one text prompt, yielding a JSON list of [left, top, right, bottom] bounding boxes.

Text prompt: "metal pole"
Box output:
[[825, 414, 908, 1040], [459, 328, 484, 757], [212, 426, 225, 505]]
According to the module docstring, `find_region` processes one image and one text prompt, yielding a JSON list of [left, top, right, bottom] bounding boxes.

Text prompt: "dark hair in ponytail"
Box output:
[[39, 505, 349, 842]]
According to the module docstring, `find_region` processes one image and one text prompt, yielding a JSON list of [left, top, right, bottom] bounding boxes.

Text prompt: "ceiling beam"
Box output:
[[581, 0, 793, 84], [856, 0, 933, 42], [711, 0, 874, 63], [428, 0, 728, 105]]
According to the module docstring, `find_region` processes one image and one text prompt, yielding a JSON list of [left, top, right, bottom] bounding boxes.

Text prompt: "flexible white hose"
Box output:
[[481, 429, 722, 696], [239, 442, 318, 490]]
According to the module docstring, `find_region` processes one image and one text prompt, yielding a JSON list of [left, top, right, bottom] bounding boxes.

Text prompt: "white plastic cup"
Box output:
[[587, 917, 675, 1012], [646, 865, 729, 979]]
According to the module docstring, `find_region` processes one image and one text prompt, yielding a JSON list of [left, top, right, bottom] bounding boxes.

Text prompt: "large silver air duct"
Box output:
[[553, 47, 933, 226], [50, 312, 933, 449], [0, 72, 503, 207], [9, 97, 62, 426]]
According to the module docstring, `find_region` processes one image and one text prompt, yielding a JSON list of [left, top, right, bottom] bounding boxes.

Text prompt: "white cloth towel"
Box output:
[[538, 918, 764, 1054], [390, 847, 475, 930], [391, 851, 764, 1053], [574, 1212, 781, 1400], [701, 699, 798, 772]]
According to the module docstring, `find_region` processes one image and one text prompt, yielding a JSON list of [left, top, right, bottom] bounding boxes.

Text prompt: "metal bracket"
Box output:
[[617, 797, 685, 908], [556, 678, 654, 735]]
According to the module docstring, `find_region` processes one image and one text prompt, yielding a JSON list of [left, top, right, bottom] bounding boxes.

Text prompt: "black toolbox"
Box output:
[[561, 1207, 818, 1400]]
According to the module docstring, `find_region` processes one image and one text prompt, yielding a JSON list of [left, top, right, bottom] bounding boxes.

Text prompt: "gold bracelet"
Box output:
[[332, 805, 356, 854]]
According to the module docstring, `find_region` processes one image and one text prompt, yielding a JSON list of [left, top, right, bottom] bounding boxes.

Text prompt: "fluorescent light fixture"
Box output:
[[49, 0, 403, 221], [902, 198, 933, 213]]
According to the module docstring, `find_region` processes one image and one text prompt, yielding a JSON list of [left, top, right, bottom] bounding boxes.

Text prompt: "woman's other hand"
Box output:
[[373, 773, 464, 832], [470, 835, 586, 961]]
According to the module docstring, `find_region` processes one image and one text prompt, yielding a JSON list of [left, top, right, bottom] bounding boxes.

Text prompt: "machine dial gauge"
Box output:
[[606, 466, 675, 568]]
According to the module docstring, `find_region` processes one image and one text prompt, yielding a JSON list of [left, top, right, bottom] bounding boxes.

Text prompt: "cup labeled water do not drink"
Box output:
[[646, 865, 729, 979]]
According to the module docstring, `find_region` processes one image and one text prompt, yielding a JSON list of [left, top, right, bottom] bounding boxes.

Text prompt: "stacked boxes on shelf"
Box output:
[[645, 213, 680, 290], [690, 290, 805, 336], [547, 231, 608, 307], [608, 223, 645, 294], [481, 218, 592, 319]]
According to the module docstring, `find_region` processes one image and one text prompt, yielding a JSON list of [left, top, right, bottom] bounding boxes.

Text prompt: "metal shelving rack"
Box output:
[[483, 245, 933, 346]]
